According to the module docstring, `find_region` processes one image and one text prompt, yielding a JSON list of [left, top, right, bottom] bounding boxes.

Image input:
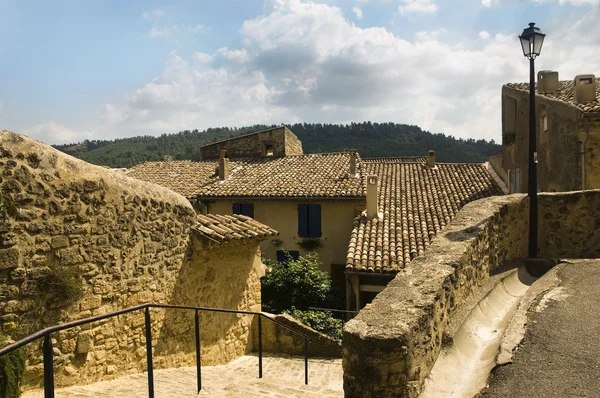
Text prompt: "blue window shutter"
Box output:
[[243, 203, 254, 218], [308, 205, 322, 237], [289, 251, 300, 261], [276, 250, 286, 263], [232, 203, 242, 215], [298, 205, 309, 237]]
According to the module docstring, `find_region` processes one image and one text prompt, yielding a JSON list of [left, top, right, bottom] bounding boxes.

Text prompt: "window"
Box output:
[[276, 250, 299, 263], [298, 204, 322, 238], [513, 168, 520, 193], [232, 203, 254, 218], [265, 144, 274, 156]]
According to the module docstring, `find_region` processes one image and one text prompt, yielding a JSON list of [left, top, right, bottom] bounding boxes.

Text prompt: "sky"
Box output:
[[0, 0, 599, 145]]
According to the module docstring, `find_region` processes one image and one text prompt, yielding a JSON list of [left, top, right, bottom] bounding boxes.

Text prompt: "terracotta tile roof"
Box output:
[[346, 161, 503, 273], [126, 161, 217, 198], [507, 78, 600, 113], [128, 153, 365, 199], [362, 157, 427, 164], [193, 213, 278, 243]]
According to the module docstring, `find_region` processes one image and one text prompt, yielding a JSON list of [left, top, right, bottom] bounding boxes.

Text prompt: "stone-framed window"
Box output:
[[276, 250, 300, 263]]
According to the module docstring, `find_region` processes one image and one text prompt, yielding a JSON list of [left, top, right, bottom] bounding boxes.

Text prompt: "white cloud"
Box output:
[[353, 6, 364, 20], [147, 23, 207, 39], [399, 0, 438, 14], [142, 9, 164, 19], [483, 0, 599, 6], [21, 121, 95, 145], [148, 26, 170, 38], [23, 0, 600, 145], [479, 30, 491, 39]]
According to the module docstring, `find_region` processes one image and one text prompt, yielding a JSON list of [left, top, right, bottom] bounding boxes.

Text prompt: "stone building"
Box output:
[[200, 126, 303, 160], [127, 151, 365, 282], [495, 72, 600, 193], [0, 130, 278, 389]]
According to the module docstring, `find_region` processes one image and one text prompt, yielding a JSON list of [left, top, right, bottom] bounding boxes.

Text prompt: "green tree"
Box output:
[[261, 252, 330, 313], [0, 334, 26, 398]]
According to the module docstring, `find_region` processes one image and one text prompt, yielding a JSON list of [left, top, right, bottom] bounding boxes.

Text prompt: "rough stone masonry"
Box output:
[[0, 130, 198, 388]]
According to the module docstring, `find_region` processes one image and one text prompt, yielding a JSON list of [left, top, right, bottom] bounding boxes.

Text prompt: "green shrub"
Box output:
[[285, 309, 343, 341], [38, 261, 83, 307], [0, 334, 26, 398], [261, 252, 331, 313]]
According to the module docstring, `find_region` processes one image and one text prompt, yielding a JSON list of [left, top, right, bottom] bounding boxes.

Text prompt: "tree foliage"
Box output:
[[261, 252, 331, 313], [285, 309, 343, 341], [53, 122, 500, 168], [261, 252, 343, 340], [0, 334, 26, 398]]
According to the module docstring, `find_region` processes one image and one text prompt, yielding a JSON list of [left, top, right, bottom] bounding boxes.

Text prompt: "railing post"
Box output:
[[43, 333, 55, 398], [304, 336, 308, 385], [195, 309, 201, 392], [258, 315, 263, 379], [145, 307, 155, 398]]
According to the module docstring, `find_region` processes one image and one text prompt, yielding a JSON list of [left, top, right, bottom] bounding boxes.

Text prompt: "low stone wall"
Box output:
[[342, 195, 528, 397], [255, 313, 342, 358]]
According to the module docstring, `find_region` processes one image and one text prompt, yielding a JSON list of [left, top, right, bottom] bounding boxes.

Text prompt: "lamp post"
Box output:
[[519, 22, 546, 258]]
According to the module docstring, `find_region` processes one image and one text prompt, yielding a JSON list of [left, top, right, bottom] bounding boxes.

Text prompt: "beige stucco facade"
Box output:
[[203, 199, 364, 274], [500, 85, 600, 193]]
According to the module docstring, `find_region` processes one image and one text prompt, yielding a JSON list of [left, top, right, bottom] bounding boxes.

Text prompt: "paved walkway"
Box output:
[[22, 354, 343, 398], [480, 260, 600, 398]]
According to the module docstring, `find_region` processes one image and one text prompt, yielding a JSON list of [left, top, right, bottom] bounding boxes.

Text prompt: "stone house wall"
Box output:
[[200, 127, 303, 160], [208, 199, 363, 274], [501, 86, 594, 193], [0, 131, 266, 390], [154, 237, 264, 368], [342, 190, 600, 397]]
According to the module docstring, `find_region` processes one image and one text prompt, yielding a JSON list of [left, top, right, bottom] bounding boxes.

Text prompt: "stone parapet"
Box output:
[[342, 195, 528, 397]]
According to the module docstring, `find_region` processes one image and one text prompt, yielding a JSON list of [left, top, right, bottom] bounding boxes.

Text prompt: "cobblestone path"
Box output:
[[21, 354, 343, 398]]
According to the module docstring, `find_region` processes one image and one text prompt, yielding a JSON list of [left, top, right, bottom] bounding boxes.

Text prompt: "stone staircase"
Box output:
[[21, 354, 343, 398]]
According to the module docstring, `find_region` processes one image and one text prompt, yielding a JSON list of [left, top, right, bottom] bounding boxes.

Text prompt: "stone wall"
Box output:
[[538, 190, 600, 258], [255, 313, 342, 358], [0, 131, 267, 390], [200, 126, 303, 160], [0, 131, 197, 387], [154, 237, 263, 367], [342, 195, 528, 398], [501, 86, 584, 193]]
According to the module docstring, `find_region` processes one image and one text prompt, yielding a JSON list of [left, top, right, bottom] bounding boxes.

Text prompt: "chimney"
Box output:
[[428, 150, 436, 168], [218, 150, 230, 180], [366, 175, 378, 219], [349, 150, 358, 177], [163, 155, 173, 162], [574, 74, 597, 103], [537, 70, 559, 94]]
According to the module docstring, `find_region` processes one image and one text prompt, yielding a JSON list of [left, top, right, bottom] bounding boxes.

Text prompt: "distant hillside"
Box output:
[[53, 122, 500, 168]]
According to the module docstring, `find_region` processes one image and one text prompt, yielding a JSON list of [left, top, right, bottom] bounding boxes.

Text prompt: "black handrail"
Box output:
[[0, 303, 311, 398]]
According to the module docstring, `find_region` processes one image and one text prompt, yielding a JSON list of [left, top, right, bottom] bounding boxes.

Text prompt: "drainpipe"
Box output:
[[581, 117, 590, 190]]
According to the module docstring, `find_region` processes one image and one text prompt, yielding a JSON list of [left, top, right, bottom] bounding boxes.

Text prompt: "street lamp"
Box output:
[[519, 22, 545, 258]]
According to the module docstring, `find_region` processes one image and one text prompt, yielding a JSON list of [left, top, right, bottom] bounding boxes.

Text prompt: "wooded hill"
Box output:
[[53, 122, 500, 168]]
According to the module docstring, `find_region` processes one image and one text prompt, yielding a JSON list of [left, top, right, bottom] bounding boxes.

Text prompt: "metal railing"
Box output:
[[0, 303, 311, 398]]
